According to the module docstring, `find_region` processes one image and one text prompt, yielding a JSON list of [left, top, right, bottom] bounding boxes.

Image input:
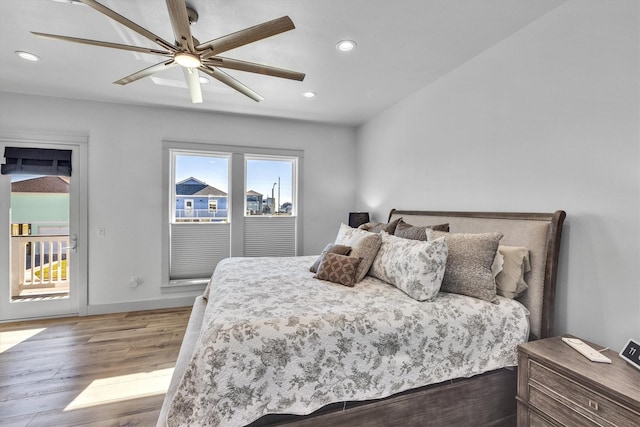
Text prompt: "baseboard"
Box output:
[[86, 295, 197, 316]]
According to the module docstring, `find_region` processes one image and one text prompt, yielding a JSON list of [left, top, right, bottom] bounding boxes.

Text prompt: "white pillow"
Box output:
[[369, 232, 448, 301], [334, 223, 382, 282], [494, 245, 531, 299]]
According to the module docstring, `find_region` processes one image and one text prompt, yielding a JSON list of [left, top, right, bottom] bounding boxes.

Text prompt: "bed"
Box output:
[[158, 209, 566, 427]]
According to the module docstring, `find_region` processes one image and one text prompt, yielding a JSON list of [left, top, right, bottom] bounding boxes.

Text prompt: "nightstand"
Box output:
[[516, 336, 640, 426]]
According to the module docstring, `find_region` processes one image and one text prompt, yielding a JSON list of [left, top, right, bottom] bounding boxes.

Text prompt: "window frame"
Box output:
[[161, 140, 304, 292], [244, 154, 298, 218]]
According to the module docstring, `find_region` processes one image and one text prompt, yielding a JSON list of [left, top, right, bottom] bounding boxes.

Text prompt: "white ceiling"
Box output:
[[1, 0, 565, 126]]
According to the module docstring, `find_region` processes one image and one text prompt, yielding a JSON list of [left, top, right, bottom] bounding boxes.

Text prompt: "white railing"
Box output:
[[10, 235, 70, 296]]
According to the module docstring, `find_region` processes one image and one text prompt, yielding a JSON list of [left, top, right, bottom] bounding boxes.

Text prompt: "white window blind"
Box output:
[[244, 216, 296, 257], [170, 223, 230, 282]]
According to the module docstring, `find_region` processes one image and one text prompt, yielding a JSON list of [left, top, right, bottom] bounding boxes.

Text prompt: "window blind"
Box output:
[[169, 223, 230, 282], [243, 216, 296, 257], [1, 147, 72, 176]]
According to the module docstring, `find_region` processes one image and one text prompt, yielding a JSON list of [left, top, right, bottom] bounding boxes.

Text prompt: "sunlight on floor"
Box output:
[[64, 367, 175, 411], [0, 328, 46, 353]]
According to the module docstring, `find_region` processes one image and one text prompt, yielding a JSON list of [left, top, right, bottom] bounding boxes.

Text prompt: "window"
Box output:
[[162, 141, 303, 291], [244, 156, 297, 258], [173, 153, 229, 223], [245, 157, 295, 216]]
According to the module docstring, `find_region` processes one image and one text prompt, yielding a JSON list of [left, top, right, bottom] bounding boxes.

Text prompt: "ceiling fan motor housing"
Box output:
[[186, 6, 198, 26]]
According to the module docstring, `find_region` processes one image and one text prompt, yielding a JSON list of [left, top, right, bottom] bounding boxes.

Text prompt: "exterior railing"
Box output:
[[10, 235, 69, 296], [175, 209, 229, 221]]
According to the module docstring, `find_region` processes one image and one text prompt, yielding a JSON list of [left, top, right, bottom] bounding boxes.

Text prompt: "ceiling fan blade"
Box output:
[[78, 0, 176, 51], [31, 32, 172, 56], [198, 16, 295, 57], [165, 0, 195, 52], [204, 57, 305, 81], [182, 67, 203, 103], [114, 60, 177, 85], [199, 66, 264, 102]]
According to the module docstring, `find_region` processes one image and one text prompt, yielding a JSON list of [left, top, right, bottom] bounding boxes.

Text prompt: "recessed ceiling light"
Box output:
[[336, 40, 357, 52], [15, 51, 40, 62], [302, 91, 316, 98], [52, 0, 85, 4], [199, 76, 209, 84]]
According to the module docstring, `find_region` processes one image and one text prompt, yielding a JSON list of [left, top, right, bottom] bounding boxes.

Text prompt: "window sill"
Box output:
[[161, 278, 209, 294]]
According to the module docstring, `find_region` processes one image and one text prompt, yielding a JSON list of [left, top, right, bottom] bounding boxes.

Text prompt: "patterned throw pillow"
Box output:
[[393, 219, 450, 241], [432, 230, 503, 303], [369, 232, 448, 301], [309, 243, 352, 273], [314, 252, 362, 287], [335, 223, 382, 282], [358, 217, 402, 234]]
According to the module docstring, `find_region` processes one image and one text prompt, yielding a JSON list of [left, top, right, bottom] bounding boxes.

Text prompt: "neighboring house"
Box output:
[[175, 177, 228, 221], [246, 190, 263, 214], [11, 176, 69, 235]]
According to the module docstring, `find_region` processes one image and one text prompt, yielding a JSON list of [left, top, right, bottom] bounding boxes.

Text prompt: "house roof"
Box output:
[[246, 190, 263, 196], [193, 187, 228, 197], [176, 176, 227, 197], [11, 176, 69, 193]]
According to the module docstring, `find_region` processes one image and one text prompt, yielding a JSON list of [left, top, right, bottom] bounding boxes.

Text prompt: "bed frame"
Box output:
[[158, 209, 566, 427]]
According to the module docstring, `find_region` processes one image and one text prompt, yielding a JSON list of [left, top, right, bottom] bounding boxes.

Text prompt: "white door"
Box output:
[[0, 135, 87, 321]]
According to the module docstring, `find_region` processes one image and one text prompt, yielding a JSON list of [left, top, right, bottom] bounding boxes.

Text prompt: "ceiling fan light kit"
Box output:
[[33, 0, 305, 103], [175, 52, 201, 68]]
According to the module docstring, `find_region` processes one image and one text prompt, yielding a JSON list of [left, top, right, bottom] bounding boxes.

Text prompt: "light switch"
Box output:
[[97, 228, 105, 238]]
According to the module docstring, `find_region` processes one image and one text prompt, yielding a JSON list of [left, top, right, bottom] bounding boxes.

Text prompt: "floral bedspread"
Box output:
[[167, 256, 529, 427]]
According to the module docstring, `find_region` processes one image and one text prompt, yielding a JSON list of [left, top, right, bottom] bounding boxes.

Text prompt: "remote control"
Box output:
[[562, 337, 611, 363]]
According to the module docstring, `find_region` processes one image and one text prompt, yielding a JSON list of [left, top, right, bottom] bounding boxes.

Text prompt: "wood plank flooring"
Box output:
[[0, 307, 192, 426]]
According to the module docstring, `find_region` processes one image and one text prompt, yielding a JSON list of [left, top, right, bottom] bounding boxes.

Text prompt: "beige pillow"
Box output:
[[335, 223, 382, 282], [393, 219, 450, 240], [494, 246, 531, 299], [358, 217, 402, 234], [310, 243, 352, 273], [432, 230, 503, 303], [314, 252, 362, 287]]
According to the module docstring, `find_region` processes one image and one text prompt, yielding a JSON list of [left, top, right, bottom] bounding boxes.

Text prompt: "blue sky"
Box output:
[[175, 154, 293, 204]]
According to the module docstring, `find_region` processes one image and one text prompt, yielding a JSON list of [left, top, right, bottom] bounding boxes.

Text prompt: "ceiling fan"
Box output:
[[32, 0, 305, 103]]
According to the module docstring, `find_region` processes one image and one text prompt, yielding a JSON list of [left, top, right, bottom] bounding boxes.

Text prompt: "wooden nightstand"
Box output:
[[517, 336, 640, 426]]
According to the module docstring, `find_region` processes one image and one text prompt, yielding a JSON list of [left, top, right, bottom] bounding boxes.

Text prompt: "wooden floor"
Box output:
[[0, 307, 191, 427]]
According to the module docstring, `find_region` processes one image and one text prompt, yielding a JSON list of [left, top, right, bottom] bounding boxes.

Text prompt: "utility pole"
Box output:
[[271, 182, 276, 215], [277, 176, 280, 215]]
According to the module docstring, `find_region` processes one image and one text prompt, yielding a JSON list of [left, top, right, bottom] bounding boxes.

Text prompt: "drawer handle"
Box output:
[[588, 400, 599, 411]]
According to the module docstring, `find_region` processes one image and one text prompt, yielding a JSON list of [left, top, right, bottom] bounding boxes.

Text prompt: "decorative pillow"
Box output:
[[314, 252, 362, 287], [431, 230, 503, 303], [310, 243, 352, 273], [335, 223, 382, 282], [369, 232, 448, 301], [358, 217, 402, 234], [494, 246, 531, 299], [393, 219, 450, 241]]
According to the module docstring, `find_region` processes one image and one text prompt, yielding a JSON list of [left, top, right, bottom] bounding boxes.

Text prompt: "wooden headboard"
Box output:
[[388, 209, 566, 340]]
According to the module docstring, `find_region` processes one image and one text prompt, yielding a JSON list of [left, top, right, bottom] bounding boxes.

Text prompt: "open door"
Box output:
[[0, 136, 87, 321]]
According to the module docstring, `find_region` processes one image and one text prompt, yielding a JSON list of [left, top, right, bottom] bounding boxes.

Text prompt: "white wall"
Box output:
[[356, 0, 639, 350], [0, 93, 356, 311]]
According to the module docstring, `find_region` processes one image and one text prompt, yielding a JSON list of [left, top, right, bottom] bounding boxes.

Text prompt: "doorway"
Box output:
[[0, 132, 87, 321]]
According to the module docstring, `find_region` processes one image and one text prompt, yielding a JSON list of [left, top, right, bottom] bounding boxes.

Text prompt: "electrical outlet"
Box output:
[[97, 228, 105, 238]]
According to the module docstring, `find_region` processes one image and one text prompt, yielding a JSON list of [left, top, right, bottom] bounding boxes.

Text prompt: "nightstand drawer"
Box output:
[[529, 360, 639, 426], [528, 410, 556, 427], [529, 384, 599, 426]]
